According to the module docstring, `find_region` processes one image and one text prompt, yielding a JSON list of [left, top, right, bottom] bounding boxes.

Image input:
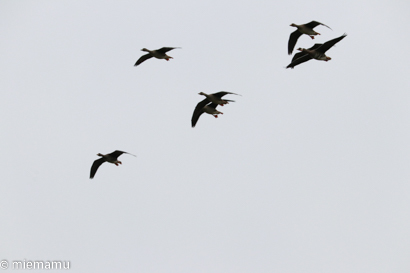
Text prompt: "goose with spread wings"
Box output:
[[198, 91, 239, 106], [90, 150, 136, 179], [288, 21, 331, 55], [134, 47, 180, 66], [286, 33, 347, 69], [191, 101, 222, 128]]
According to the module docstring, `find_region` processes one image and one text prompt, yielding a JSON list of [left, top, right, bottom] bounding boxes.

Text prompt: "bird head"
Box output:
[[141, 48, 149, 52], [97, 153, 103, 157]]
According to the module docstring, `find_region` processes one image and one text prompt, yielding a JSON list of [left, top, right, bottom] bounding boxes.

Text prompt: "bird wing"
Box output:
[[156, 47, 178, 54], [191, 99, 211, 127], [208, 103, 218, 109], [305, 21, 332, 30], [211, 91, 239, 98], [316, 33, 347, 53], [291, 51, 307, 63], [288, 30, 303, 55], [90, 158, 106, 179], [109, 150, 126, 159], [134, 53, 153, 66], [286, 54, 313, 69]]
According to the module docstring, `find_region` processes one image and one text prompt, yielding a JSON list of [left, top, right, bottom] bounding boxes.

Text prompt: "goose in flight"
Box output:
[[134, 47, 180, 66], [198, 91, 240, 106], [191, 101, 223, 128], [288, 21, 331, 55], [286, 33, 347, 69], [90, 150, 136, 179]]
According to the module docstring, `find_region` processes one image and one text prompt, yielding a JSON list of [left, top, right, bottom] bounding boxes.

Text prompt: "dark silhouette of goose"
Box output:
[[90, 150, 136, 179], [191, 92, 238, 127], [198, 91, 240, 106], [287, 33, 347, 69], [288, 21, 331, 55], [134, 47, 180, 66]]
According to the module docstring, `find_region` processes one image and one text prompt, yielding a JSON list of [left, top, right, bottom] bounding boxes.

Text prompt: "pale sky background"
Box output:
[[1, 0, 410, 272]]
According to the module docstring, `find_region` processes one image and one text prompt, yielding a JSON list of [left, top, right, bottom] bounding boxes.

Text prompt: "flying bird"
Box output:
[[286, 33, 347, 69], [198, 91, 240, 106], [191, 102, 222, 128], [134, 47, 180, 66], [90, 150, 136, 179], [191, 92, 238, 127], [288, 21, 332, 55]]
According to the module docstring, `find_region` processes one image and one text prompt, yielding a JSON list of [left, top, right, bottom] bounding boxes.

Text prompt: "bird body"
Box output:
[[299, 48, 330, 61], [286, 33, 347, 69], [198, 91, 238, 106], [203, 104, 223, 116]]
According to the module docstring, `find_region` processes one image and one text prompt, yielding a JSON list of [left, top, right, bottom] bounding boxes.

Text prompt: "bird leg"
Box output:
[[213, 115, 218, 118], [115, 163, 119, 166], [310, 36, 315, 39]]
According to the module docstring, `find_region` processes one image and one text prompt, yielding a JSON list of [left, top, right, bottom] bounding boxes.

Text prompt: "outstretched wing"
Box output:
[[305, 21, 332, 30], [134, 53, 153, 66], [109, 150, 126, 159], [90, 158, 106, 179], [288, 30, 303, 55], [156, 47, 179, 54], [291, 51, 306, 63], [316, 33, 347, 54], [211, 91, 239, 98], [191, 99, 210, 128], [286, 54, 313, 69]]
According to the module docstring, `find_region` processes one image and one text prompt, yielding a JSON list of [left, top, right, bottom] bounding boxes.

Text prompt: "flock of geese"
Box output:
[[90, 20, 347, 179]]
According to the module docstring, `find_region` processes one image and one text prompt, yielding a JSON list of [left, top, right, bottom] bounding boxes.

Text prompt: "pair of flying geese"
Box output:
[[133, 48, 240, 128], [286, 21, 347, 68], [90, 21, 347, 179]]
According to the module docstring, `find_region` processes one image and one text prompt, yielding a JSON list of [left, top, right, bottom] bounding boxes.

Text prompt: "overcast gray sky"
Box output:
[[1, 0, 410, 272]]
